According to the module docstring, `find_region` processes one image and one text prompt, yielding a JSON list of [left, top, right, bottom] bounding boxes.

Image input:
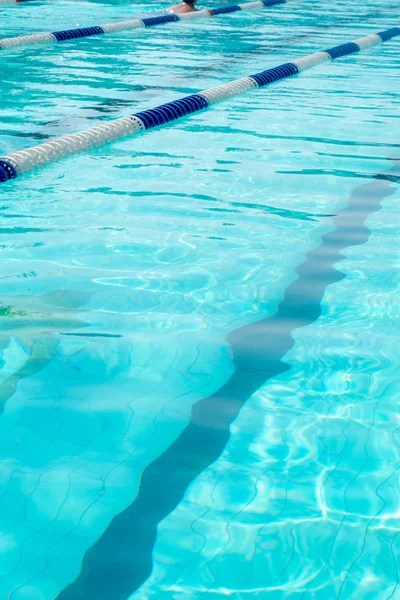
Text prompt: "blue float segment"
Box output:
[[0, 166, 9, 183], [261, 0, 286, 5], [249, 62, 299, 87], [141, 14, 180, 26], [0, 160, 17, 182], [52, 26, 105, 42], [209, 6, 242, 15], [134, 94, 208, 129], [377, 27, 400, 42], [325, 42, 359, 59]]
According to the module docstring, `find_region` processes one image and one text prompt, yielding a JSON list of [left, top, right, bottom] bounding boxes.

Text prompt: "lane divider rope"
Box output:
[[1, 26, 399, 184], [0, 0, 285, 51]]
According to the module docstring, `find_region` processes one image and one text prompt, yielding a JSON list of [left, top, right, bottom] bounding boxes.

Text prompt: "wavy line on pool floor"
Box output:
[[0, 0, 285, 53], [55, 161, 399, 600]]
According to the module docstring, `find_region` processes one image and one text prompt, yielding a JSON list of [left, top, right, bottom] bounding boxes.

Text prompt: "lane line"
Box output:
[[0, 0, 285, 51], [1, 26, 399, 184]]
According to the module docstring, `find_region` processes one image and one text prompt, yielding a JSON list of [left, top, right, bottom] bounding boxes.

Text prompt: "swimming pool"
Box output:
[[1, 0, 399, 597]]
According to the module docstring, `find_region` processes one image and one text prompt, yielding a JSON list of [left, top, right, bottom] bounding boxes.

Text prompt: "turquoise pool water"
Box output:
[[1, 0, 400, 598]]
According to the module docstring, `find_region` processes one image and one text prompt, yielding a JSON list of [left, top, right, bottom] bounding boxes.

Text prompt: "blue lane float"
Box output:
[[249, 62, 299, 86], [0, 160, 17, 183], [141, 14, 180, 26], [324, 41, 360, 59], [52, 26, 106, 42], [377, 27, 400, 41], [1, 27, 399, 183], [0, 0, 285, 51]]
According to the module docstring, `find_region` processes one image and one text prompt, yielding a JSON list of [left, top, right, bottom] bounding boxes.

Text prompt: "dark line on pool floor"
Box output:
[[57, 163, 399, 600]]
